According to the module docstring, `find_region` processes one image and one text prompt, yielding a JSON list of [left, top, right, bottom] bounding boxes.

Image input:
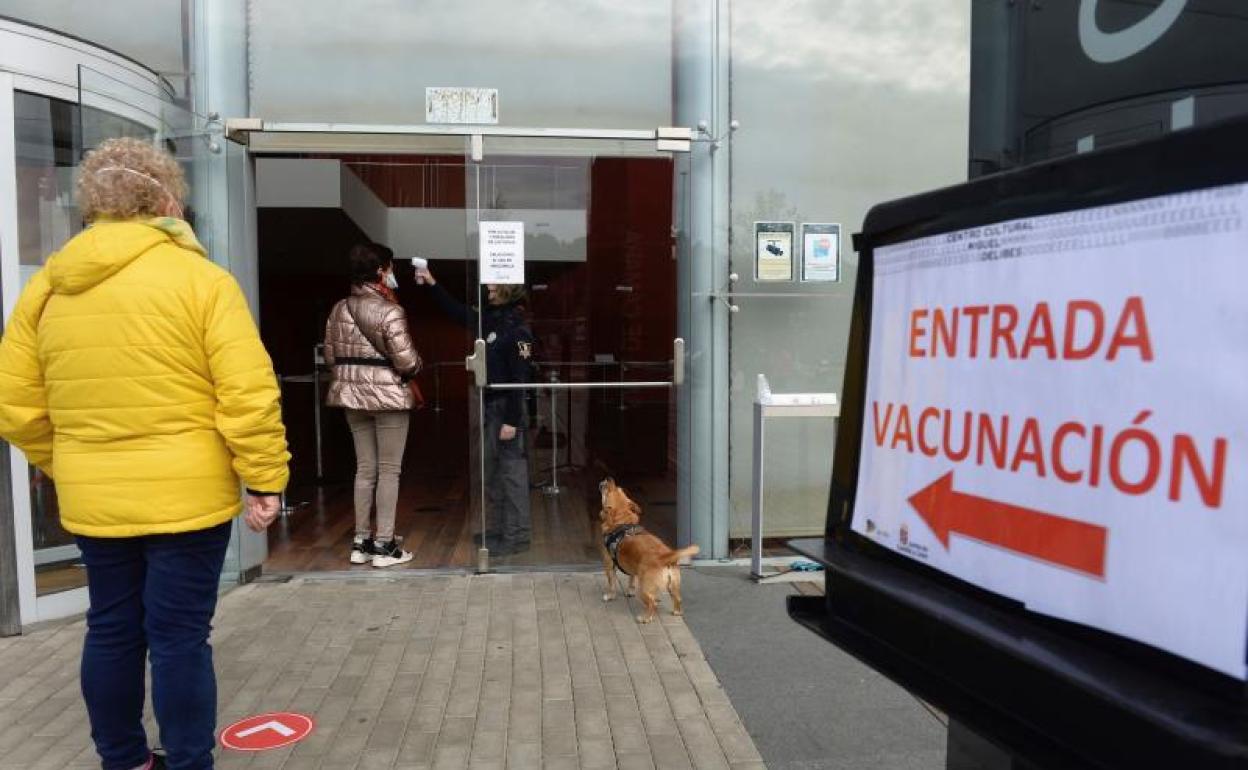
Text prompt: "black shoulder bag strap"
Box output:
[[343, 297, 392, 364]]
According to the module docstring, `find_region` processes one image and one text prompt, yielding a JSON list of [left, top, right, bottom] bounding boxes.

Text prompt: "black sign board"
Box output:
[[790, 115, 1248, 769]]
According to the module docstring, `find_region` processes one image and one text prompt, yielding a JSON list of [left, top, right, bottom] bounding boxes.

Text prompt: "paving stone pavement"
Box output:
[[0, 573, 767, 770]]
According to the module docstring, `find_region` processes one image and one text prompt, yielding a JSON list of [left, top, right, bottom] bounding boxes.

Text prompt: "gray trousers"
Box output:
[[345, 409, 410, 542], [483, 398, 531, 543]]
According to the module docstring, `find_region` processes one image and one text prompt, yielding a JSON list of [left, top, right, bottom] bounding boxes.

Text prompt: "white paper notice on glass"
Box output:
[[479, 222, 525, 285]]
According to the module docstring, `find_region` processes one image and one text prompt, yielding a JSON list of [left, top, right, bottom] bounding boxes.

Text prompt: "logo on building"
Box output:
[[1078, 0, 1188, 64]]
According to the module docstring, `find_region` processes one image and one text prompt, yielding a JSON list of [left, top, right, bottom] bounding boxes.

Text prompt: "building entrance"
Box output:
[[250, 131, 690, 573]]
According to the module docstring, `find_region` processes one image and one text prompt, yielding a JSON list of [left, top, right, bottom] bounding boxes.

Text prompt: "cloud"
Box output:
[[252, 0, 670, 54], [249, 0, 968, 96], [730, 0, 970, 94]]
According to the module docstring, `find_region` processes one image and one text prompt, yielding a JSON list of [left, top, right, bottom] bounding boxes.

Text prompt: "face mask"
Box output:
[[383, 271, 399, 290]]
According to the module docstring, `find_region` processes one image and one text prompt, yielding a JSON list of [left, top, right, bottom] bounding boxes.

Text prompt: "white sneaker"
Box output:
[[350, 537, 375, 565], [372, 539, 413, 568]]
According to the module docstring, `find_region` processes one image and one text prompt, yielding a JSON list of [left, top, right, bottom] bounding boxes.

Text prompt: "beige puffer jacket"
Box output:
[[324, 284, 422, 411]]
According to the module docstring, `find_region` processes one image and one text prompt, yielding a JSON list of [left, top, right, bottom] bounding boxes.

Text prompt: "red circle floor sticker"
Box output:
[[220, 712, 315, 751]]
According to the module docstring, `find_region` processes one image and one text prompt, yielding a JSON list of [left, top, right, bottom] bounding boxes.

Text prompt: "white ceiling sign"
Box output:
[[426, 87, 499, 125]]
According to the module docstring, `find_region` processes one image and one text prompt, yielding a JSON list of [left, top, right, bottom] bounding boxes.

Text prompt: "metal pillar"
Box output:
[[675, 0, 732, 559]]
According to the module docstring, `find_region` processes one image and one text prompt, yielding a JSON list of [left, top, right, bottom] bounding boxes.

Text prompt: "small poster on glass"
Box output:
[[754, 222, 795, 281], [801, 223, 841, 282]]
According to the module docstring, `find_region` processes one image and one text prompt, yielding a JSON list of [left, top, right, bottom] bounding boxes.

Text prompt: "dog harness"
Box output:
[[604, 524, 645, 576]]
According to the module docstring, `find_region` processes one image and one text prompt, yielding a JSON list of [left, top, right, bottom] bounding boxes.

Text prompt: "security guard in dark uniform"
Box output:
[[416, 266, 534, 555]]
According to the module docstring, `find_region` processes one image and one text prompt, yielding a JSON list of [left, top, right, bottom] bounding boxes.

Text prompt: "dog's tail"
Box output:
[[663, 545, 700, 566]]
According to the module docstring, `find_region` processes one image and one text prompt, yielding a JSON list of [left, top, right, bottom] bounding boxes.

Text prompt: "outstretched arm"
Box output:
[[417, 267, 475, 329]]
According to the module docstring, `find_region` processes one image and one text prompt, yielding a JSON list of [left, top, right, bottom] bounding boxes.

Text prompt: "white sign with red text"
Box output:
[[854, 183, 1248, 679]]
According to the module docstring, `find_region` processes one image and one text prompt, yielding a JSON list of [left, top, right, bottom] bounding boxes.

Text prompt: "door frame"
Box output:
[[227, 120, 693, 153], [228, 121, 695, 573]]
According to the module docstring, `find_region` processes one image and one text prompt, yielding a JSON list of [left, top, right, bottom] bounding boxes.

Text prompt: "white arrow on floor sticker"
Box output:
[[234, 720, 296, 739]]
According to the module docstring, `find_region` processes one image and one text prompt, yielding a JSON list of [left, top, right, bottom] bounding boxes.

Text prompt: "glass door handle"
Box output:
[[465, 338, 487, 387]]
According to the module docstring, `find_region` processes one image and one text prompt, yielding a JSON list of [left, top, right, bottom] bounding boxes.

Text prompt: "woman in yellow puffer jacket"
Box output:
[[0, 138, 289, 770]]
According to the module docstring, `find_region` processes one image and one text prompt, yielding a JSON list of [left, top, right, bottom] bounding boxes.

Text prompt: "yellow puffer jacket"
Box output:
[[0, 219, 290, 537]]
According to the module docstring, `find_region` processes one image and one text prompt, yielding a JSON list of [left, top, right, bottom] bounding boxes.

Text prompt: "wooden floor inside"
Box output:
[[271, 391, 678, 572], [265, 468, 677, 572]]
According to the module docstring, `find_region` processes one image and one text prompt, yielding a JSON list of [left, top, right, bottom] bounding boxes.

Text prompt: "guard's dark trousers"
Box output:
[[484, 397, 532, 546]]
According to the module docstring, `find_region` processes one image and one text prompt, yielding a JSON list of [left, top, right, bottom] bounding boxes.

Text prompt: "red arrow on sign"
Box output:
[[907, 471, 1108, 577]]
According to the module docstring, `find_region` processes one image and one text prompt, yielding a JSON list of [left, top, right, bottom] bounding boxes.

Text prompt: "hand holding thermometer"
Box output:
[[411, 257, 433, 284]]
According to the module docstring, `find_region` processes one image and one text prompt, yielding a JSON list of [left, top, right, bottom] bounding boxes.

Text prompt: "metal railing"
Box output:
[[283, 341, 684, 486], [422, 358, 676, 411]]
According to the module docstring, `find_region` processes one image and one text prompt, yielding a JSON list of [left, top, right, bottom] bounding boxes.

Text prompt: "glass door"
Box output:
[[0, 65, 224, 624], [251, 139, 478, 574], [464, 136, 687, 570]]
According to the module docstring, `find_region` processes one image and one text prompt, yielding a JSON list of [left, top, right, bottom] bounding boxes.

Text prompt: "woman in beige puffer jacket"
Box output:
[[324, 243, 421, 567]]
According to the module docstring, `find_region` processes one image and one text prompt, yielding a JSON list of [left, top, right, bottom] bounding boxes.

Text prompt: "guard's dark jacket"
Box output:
[[427, 283, 534, 426]]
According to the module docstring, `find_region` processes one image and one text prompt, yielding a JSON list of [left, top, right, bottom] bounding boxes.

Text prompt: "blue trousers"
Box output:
[[76, 521, 232, 770]]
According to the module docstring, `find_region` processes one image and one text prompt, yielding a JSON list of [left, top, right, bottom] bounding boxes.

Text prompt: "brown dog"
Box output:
[[599, 478, 700, 623]]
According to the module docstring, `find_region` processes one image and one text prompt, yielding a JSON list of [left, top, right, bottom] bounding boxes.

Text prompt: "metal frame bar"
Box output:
[[0, 441, 15, 636], [486, 382, 672, 391], [0, 75, 16, 623], [542, 383, 562, 496], [260, 122, 662, 140], [427, 359, 674, 411], [312, 347, 323, 479], [0, 71, 33, 633]]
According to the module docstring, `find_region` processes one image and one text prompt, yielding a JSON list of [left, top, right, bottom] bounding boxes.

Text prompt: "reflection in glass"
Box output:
[[13, 91, 152, 596], [15, 92, 78, 267], [465, 151, 679, 568], [725, 0, 970, 548]]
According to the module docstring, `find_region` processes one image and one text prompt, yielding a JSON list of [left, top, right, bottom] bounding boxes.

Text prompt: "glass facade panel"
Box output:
[[0, 2, 186, 81], [726, 0, 971, 542], [248, 0, 671, 129], [465, 139, 681, 568], [12, 89, 161, 596], [14, 91, 151, 269], [14, 91, 77, 268], [14, 90, 82, 595]]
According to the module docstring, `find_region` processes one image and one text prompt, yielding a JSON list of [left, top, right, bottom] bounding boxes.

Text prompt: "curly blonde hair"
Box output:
[[76, 137, 188, 222]]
